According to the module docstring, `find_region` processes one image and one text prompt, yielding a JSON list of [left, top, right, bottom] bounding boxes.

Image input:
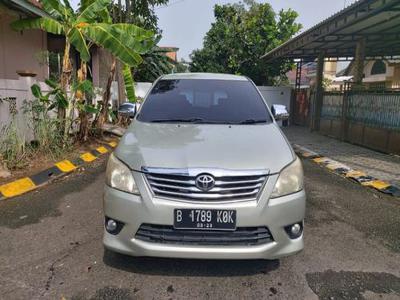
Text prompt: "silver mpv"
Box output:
[[103, 73, 305, 260]]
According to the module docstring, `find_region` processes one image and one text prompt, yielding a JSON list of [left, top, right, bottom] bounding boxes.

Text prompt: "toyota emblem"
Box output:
[[195, 174, 215, 192]]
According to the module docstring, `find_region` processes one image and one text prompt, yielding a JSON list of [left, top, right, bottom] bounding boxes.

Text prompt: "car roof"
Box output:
[[161, 72, 249, 81]]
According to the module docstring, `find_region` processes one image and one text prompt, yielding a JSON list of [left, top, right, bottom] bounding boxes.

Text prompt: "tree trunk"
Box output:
[[126, 0, 131, 23], [96, 57, 116, 131], [77, 61, 90, 142], [118, 0, 122, 22], [116, 60, 125, 105], [59, 41, 72, 122]]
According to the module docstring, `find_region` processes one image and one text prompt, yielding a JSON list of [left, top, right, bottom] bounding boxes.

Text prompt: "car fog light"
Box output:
[[105, 217, 124, 235], [291, 224, 301, 236], [106, 219, 117, 232], [284, 222, 303, 239]]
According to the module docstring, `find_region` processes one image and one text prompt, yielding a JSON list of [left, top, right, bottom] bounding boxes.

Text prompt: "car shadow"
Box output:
[[103, 249, 280, 277]]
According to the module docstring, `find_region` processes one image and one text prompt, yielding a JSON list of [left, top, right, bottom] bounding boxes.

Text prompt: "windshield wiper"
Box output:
[[237, 119, 268, 124], [150, 118, 205, 123]]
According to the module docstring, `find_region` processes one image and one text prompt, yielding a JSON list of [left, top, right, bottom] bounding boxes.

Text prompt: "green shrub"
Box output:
[[0, 118, 29, 169], [24, 99, 71, 160]]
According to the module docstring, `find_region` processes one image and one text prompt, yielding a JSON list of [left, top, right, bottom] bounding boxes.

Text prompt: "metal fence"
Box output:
[[319, 90, 400, 154], [322, 90, 400, 130], [321, 92, 343, 120], [348, 92, 400, 130]]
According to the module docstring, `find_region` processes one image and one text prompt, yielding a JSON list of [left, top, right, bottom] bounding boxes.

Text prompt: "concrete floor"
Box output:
[[0, 157, 399, 300], [283, 126, 400, 186]]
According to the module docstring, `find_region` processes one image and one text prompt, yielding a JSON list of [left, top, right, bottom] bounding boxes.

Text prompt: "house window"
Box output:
[[49, 52, 62, 81], [371, 60, 386, 75]]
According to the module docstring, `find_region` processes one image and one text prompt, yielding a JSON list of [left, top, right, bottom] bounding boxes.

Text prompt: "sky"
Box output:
[[69, 0, 358, 61], [156, 0, 358, 60]]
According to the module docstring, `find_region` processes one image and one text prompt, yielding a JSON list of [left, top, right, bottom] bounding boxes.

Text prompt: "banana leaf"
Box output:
[[123, 64, 136, 103], [11, 17, 64, 35]]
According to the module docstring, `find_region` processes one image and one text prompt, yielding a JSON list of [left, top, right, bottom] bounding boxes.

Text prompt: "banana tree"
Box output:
[[133, 37, 176, 82], [94, 22, 155, 130], [11, 0, 154, 139]]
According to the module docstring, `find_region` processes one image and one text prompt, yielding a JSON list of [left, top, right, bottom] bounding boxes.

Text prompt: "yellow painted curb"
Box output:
[[55, 160, 77, 173], [97, 146, 109, 154], [81, 152, 97, 162], [0, 139, 118, 200], [326, 163, 343, 170], [361, 180, 392, 190], [345, 170, 367, 178], [313, 157, 329, 163], [302, 152, 314, 158], [0, 177, 36, 198]]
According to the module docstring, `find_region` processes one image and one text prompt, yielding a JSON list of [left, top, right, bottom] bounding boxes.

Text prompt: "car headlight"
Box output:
[[106, 153, 139, 195], [271, 157, 303, 198]]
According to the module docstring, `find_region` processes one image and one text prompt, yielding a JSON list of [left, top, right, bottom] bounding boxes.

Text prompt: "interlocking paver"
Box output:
[[283, 126, 400, 186]]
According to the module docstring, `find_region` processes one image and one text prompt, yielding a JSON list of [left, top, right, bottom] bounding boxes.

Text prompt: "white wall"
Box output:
[[135, 82, 152, 99], [0, 77, 50, 140], [257, 86, 292, 112]]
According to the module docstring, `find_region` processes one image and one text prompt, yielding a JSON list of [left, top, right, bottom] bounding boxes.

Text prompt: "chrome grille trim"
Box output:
[[149, 182, 263, 192], [143, 167, 268, 202]]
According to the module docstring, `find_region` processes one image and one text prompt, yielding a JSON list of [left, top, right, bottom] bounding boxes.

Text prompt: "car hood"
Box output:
[[115, 121, 295, 174]]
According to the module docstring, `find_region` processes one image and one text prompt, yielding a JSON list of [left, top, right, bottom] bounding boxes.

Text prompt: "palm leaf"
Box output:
[[111, 24, 154, 54], [77, 0, 112, 23], [79, 0, 94, 12], [110, 23, 154, 40], [77, 0, 111, 22], [41, 0, 67, 19], [11, 17, 64, 35], [82, 23, 142, 66], [122, 65, 136, 103], [68, 27, 90, 62], [98, 8, 112, 23]]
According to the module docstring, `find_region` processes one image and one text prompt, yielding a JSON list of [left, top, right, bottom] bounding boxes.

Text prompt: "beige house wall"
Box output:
[[0, 7, 48, 81]]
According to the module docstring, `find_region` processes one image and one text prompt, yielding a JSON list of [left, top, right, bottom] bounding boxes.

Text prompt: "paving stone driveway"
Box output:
[[283, 126, 400, 187]]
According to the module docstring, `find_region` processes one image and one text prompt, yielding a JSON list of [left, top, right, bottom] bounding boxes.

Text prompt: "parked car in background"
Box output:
[[118, 103, 137, 118], [104, 73, 305, 260]]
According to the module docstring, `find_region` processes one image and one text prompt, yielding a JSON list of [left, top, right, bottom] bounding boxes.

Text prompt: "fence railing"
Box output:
[[321, 92, 343, 120], [348, 92, 400, 130], [322, 90, 400, 131], [320, 90, 400, 154]]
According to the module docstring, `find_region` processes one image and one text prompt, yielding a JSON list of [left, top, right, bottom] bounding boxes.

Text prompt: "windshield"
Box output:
[[137, 79, 272, 124], [119, 104, 134, 110]]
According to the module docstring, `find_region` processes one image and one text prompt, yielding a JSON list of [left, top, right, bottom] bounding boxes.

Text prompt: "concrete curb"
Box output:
[[102, 124, 126, 137], [293, 144, 400, 198], [0, 140, 119, 201]]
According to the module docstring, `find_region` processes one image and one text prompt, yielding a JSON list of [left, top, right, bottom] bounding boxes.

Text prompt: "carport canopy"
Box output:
[[262, 0, 400, 61]]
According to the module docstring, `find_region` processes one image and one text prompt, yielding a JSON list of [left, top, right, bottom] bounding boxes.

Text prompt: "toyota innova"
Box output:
[[103, 73, 305, 259]]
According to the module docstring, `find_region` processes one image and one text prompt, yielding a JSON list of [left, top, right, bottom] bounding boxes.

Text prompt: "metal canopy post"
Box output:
[[295, 60, 303, 92], [312, 52, 325, 131], [354, 37, 366, 88], [292, 60, 304, 126]]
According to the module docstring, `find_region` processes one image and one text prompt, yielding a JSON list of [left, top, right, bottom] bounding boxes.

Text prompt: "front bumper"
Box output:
[[103, 173, 306, 260]]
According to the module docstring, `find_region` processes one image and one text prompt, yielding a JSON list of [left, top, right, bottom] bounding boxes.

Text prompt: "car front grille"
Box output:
[[135, 224, 273, 246], [143, 168, 268, 202]]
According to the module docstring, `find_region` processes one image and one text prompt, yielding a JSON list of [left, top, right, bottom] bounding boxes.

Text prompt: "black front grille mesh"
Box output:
[[135, 224, 273, 246]]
